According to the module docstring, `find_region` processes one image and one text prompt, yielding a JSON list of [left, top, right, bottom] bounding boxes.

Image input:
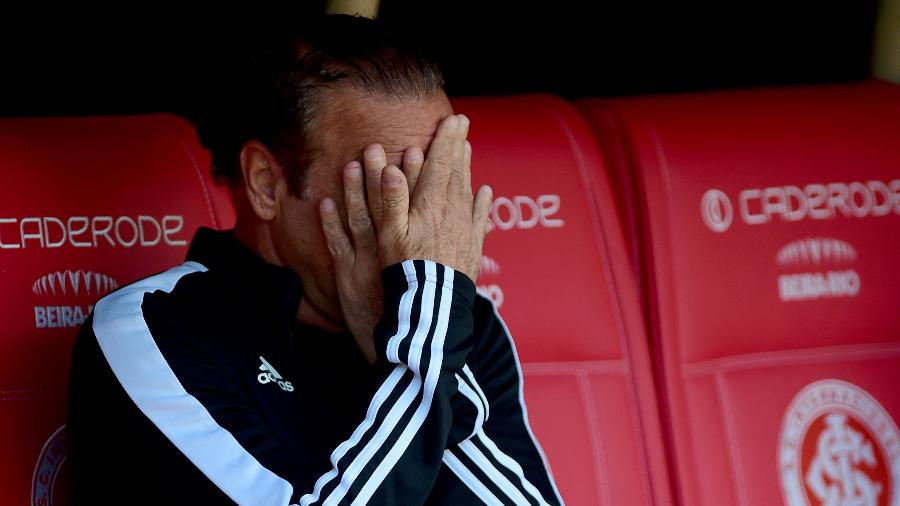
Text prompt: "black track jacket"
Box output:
[[68, 227, 563, 505]]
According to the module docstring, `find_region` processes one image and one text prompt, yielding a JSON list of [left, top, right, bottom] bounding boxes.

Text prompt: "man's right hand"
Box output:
[[375, 114, 493, 282]]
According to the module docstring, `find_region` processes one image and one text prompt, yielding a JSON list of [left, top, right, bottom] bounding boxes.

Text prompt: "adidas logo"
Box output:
[[257, 356, 294, 392]]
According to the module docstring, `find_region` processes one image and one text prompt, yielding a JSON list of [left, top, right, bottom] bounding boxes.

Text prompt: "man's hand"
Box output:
[[317, 147, 429, 364], [319, 161, 380, 364], [318, 113, 491, 363], [376, 114, 493, 281]]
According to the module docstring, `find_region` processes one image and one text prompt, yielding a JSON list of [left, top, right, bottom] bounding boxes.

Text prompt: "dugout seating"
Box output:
[[578, 80, 900, 506], [0, 114, 233, 505], [454, 95, 673, 506]]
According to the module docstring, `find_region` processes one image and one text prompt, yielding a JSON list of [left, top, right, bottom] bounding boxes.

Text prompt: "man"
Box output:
[[68, 14, 563, 505]]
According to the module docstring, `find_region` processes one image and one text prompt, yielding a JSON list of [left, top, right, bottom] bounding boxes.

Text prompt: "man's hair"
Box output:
[[196, 14, 445, 195]]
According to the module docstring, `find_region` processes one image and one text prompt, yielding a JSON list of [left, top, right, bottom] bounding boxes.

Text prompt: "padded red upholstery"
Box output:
[[1, 99, 674, 506], [0, 114, 234, 505], [579, 81, 900, 506], [454, 95, 672, 505]]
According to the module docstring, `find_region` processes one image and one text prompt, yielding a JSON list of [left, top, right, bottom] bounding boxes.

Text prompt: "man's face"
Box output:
[[271, 88, 453, 326]]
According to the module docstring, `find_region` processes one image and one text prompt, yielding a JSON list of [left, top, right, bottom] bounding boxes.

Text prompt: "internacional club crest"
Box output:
[[779, 379, 900, 506]]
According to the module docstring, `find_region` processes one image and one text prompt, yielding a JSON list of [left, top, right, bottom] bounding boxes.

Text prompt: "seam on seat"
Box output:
[[577, 370, 613, 506], [154, 117, 219, 229], [643, 114, 695, 506], [683, 341, 900, 377], [0, 388, 55, 401], [619, 106, 690, 506], [546, 101, 655, 506], [521, 360, 627, 375], [715, 372, 750, 506]]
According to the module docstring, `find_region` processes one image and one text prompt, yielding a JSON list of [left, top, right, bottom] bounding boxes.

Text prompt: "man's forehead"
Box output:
[[316, 88, 453, 159]]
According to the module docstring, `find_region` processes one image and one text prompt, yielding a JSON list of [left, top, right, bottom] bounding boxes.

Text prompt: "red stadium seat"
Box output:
[[455, 95, 673, 506], [579, 81, 900, 506], [1, 97, 677, 506], [0, 114, 234, 505]]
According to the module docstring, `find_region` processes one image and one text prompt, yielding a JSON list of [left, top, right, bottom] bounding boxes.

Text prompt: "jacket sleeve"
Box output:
[[68, 259, 484, 506], [436, 293, 565, 506], [294, 259, 483, 505]]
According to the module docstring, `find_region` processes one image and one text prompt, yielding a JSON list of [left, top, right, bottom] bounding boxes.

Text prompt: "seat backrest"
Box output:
[[0, 114, 234, 506], [579, 81, 900, 506], [454, 95, 672, 505]]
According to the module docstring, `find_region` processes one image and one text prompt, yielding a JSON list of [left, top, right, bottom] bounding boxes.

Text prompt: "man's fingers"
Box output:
[[402, 146, 424, 195], [343, 161, 376, 250], [463, 140, 473, 202], [412, 115, 459, 208], [473, 184, 493, 240], [364, 143, 387, 226], [380, 164, 410, 248], [319, 197, 354, 269], [449, 115, 470, 192]]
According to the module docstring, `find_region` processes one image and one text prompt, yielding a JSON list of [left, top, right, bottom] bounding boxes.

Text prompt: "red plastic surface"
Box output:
[[580, 81, 900, 506], [0, 114, 233, 506], [456, 95, 672, 506]]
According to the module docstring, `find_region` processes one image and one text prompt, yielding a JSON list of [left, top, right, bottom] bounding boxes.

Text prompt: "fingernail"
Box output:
[[382, 169, 402, 187], [364, 144, 383, 157], [345, 162, 361, 178], [406, 147, 424, 162], [321, 198, 335, 212]]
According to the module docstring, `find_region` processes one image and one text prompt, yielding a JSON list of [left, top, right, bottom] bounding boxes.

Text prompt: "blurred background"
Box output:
[[0, 1, 891, 118]]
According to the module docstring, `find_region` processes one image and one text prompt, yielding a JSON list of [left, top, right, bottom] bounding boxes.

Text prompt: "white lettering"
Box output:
[[805, 184, 831, 219], [891, 180, 900, 215], [478, 284, 505, 308], [61, 306, 74, 327], [139, 215, 162, 246], [739, 189, 767, 224], [537, 195, 565, 228], [826, 183, 852, 218], [778, 270, 861, 301], [162, 215, 187, 246], [34, 305, 91, 329], [0, 218, 20, 249], [20, 217, 43, 248], [0, 215, 188, 249], [68, 217, 91, 248], [47, 306, 59, 328], [784, 186, 808, 221], [762, 187, 789, 222], [43, 217, 66, 248], [91, 216, 114, 247], [717, 179, 900, 228], [34, 306, 46, 328], [847, 181, 873, 218], [867, 180, 893, 216], [512, 196, 540, 229], [490, 195, 564, 230], [114, 216, 139, 247], [491, 197, 517, 231]]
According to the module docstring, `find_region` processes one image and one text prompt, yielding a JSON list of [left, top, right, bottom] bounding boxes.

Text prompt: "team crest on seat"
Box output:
[[779, 380, 900, 506], [31, 424, 69, 506]]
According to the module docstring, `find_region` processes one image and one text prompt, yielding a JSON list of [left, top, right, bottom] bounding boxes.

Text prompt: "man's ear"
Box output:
[[239, 141, 285, 221]]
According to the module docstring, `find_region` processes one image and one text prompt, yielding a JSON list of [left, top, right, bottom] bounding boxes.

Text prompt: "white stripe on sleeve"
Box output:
[[92, 261, 294, 506], [443, 451, 505, 506]]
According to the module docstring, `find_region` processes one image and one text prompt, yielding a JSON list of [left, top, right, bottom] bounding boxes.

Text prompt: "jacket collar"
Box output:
[[185, 227, 304, 322]]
